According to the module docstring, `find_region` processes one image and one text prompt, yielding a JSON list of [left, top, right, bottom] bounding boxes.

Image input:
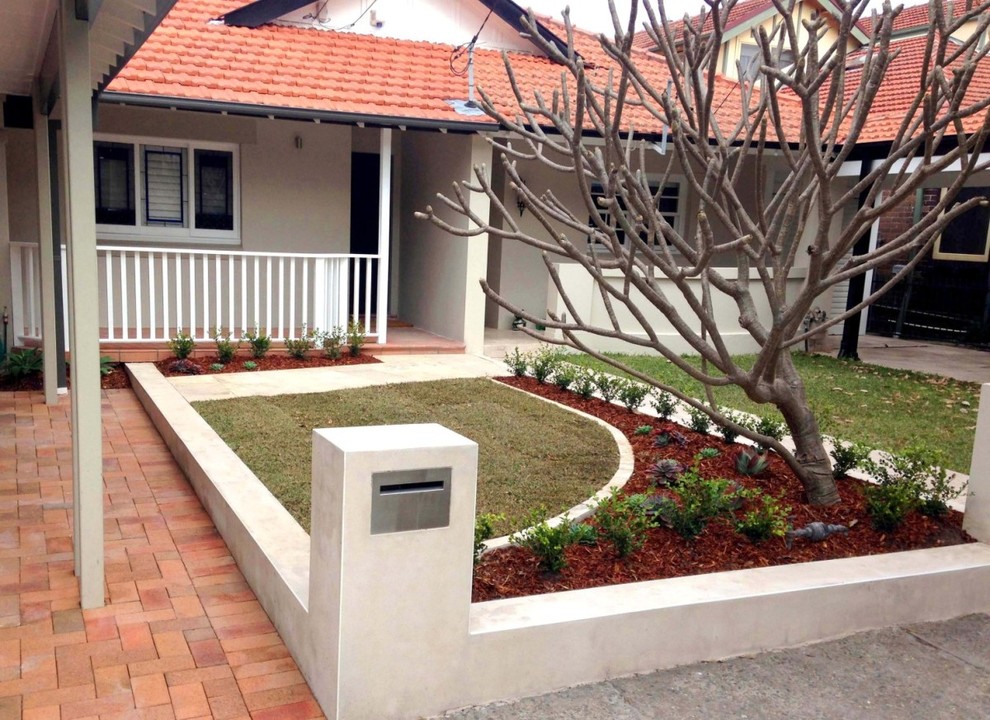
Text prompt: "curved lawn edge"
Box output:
[[481, 378, 635, 554]]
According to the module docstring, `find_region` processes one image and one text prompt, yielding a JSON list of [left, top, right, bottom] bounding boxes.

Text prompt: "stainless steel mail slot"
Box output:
[[370, 468, 451, 534]]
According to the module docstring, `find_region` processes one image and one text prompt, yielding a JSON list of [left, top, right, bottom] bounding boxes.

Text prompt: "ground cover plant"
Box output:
[[569, 352, 979, 473], [193, 378, 618, 535], [472, 374, 971, 601]]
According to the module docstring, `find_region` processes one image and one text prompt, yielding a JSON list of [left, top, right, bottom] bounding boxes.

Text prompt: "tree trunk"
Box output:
[[772, 354, 841, 506]]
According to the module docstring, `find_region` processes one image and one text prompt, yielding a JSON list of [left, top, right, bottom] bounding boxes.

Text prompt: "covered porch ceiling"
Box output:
[[0, 0, 175, 101]]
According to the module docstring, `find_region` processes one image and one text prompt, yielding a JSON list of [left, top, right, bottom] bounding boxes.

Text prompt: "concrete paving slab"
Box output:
[[166, 353, 506, 401], [436, 615, 990, 720], [820, 335, 990, 384]]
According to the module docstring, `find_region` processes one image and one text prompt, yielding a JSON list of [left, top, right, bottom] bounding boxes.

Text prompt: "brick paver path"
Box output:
[[0, 389, 325, 719]]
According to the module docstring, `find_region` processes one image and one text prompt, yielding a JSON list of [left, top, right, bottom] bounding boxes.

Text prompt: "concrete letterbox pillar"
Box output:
[[964, 384, 990, 542], [308, 423, 478, 719]]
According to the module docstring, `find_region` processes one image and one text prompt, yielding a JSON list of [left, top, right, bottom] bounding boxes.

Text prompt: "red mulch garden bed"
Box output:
[[1, 350, 379, 392], [472, 376, 972, 602], [153, 351, 379, 377]]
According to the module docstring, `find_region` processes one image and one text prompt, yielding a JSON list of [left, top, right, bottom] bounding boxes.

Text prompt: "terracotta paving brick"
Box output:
[[0, 390, 325, 719], [132, 672, 171, 708]]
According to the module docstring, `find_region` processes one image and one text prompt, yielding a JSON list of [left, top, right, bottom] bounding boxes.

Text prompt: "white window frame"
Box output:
[[588, 175, 686, 249], [933, 185, 990, 262], [94, 133, 240, 245]]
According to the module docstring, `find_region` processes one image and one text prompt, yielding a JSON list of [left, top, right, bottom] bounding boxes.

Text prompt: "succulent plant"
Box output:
[[167, 359, 202, 375], [735, 447, 770, 477], [653, 430, 688, 448], [648, 458, 685, 486]]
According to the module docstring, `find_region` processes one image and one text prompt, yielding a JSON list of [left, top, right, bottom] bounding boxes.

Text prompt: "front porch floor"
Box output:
[[95, 324, 465, 363], [0, 389, 325, 719]]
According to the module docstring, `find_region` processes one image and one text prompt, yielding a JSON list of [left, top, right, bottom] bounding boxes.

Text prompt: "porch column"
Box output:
[[34, 87, 60, 405], [377, 128, 391, 344], [59, 0, 105, 608], [462, 134, 492, 354]]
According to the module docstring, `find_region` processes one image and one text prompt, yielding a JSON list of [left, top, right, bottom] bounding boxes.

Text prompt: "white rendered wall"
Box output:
[[95, 106, 353, 254], [398, 130, 490, 351], [279, 0, 538, 52]]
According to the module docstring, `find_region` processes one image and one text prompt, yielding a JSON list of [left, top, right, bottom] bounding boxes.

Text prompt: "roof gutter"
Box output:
[[98, 92, 500, 134]]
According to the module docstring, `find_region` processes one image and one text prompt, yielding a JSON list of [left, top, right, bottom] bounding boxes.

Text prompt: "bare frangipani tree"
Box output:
[[418, 0, 990, 505]]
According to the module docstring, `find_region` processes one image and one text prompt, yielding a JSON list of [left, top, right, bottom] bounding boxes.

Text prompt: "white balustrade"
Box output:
[[9, 242, 384, 347]]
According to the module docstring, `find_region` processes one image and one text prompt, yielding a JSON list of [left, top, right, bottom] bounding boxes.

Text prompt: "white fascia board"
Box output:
[[837, 160, 862, 177], [720, 7, 780, 45], [887, 152, 990, 174], [817, 0, 870, 44]]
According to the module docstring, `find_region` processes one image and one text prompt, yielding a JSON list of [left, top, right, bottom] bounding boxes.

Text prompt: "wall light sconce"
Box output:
[[294, 135, 303, 150], [515, 180, 527, 217]]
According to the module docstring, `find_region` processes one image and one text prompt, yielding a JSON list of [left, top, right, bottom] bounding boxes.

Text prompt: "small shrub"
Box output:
[[650, 389, 677, 420], [99, 356, 116, 377], [651, 472, 737, 539], [865, 446, 964, 519], [213, 328, 239, 364], [648, 458, 685, 486], [347, 320, 366, 356], [244, 327, 272, 358], [735, 447, 770, 476], [510, 510, 595, 573], [653, 430, 688, 448], [530, 346, 563, 384], [863, 481, 917, 532], [687, 407, 712, 435], [594, 372, 620, 402], [504, 347, 530, 376], [167, 330, 195, 360], [321, 326, 346, 360], [474, 513, 505, 564], [829, 440, 872, 479], [209, 362, 224, 372], [735, 490, 791, 543], [572, 368, 597, 399], [167, 359, 202, 375], [696, 447, 721, 460], [243, 360, 258, 371], [718, 408, 744, 444], [748, 414, 786, 452], [593, 490, 654, 557], [3, 348, 43, 378], [618, 379, 650, 412], [551, 364, 577, 391], [284, 328, 315, 359], [634, 424, 653, 436]]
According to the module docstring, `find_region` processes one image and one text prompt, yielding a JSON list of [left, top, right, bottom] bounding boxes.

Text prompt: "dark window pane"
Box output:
[[195, 149, 234, 230], [588, 182, 679, 246], [94, 142, 135, 225], [938, 187, 990, 257]]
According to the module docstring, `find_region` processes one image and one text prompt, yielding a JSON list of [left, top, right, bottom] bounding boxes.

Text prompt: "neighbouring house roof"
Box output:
[[837, 34, 990, 145], [889, 0, 971, 35], [632, 0, 869, 51], [107, 0, 803, 139]]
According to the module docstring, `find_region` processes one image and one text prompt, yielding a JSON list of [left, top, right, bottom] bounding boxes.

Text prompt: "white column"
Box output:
[[377, 128, 392, 344], [0, 138, 10, 335], [59, 1, 105, 609], [34, 90, 59, 405], [462, 134, 492, 354], [963, 383, 990, 542]]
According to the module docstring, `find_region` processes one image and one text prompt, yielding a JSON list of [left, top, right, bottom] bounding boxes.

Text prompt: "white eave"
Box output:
[[0, 0, 178, 100]]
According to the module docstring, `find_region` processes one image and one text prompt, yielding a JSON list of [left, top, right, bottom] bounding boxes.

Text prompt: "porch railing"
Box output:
[[10, 242, 384, 347]]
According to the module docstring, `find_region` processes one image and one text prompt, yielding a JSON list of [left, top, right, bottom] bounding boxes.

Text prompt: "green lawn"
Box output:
[[568, 352, 979, 472], [193, 378, 618, 535]]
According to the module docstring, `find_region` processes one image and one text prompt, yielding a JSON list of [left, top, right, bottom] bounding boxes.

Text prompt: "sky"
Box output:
[[521, 0, 897, 34]]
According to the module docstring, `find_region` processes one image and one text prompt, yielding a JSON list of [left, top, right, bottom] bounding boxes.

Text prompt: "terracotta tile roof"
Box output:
[[632, 0, 874, 50], [890, 0, 969, 34], [108, 0, 804, 140], [833, 34, 990, 144]]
